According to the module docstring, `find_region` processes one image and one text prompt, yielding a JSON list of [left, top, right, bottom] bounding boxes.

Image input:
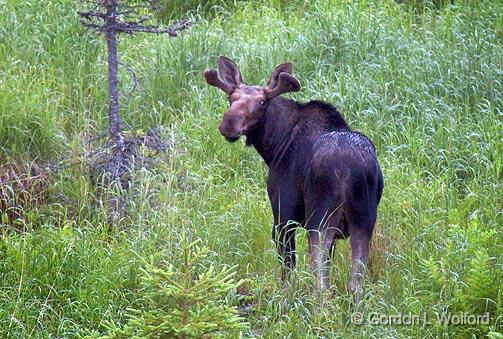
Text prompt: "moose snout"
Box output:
[[218, 114, 243, 142]]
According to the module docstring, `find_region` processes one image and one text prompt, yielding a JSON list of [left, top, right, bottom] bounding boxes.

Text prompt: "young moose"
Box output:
[[204, 57, 384, 297]]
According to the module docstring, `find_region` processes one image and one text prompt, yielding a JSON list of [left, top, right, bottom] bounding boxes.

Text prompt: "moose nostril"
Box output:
[[220, 117, 232, 132], [219, 122, 233, 136], [219, 116, 242, 138]]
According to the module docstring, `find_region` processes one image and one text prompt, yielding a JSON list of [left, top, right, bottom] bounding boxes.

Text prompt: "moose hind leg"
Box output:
[[306, 208, 342, 292], [348, 225, 372, 301], [307, 229, 325, 290]]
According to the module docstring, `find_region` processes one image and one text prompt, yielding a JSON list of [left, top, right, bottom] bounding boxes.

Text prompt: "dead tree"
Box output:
[[78, 0, 190, 223]]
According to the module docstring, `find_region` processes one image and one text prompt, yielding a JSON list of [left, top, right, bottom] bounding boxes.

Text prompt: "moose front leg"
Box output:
[[272, 220, 297, 281], [269, 185, 303, 282]]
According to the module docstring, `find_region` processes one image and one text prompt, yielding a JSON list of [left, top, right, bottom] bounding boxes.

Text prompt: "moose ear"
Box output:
[[265, 72, 301, 99], [203, 69, 234, 95], [218, 56, 244, 88], [267, 62, 293, 89]]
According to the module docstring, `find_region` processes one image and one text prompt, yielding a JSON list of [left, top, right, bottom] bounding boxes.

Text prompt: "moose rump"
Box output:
[[303, 131, 383, 293]]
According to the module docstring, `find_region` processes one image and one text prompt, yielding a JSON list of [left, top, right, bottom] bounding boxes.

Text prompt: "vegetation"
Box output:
[[95, 237, 248, 338], [0, 0, 501, 337]]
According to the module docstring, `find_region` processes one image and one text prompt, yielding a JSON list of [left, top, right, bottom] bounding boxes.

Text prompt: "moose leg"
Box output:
[[348, 226, 372, 301], [306, 209, 342, 292], [269, 185, 303, 281], [307, 229, 323, 289], [272, 220, 297, 281], [308, 229, 334, 292], [321, 223, 339, 290]]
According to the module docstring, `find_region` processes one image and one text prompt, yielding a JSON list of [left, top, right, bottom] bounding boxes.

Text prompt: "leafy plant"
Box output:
[[99, 237, 249, 338], [455, 249, 501, 315]]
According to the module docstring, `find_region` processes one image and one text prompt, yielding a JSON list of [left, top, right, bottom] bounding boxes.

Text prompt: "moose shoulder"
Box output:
[[204, 56, 384, 299]]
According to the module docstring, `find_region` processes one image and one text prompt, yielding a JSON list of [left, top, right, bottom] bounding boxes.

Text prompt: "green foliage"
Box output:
[[416, 218, 502, 335], [397, 0, 454, 14], [455, 249, 500, 314], [489, 332, 503, 339], [157, 0, 234, 21], [0, 0, 502, 337], [0, 0, 102, 159], [99, 237, 248, 338]]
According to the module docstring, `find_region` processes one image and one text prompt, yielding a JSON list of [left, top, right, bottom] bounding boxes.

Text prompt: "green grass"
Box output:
[[1, 0, 502, 337]]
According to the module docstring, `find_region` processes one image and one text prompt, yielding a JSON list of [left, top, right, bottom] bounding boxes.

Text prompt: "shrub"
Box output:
[[99, 237, 249, 338]]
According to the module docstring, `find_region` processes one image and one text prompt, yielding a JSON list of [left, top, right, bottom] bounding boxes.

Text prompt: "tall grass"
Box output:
[[0, 0, 502, 337]]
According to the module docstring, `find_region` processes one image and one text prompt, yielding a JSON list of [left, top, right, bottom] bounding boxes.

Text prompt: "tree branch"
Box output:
[[114, 20, 191, 35]]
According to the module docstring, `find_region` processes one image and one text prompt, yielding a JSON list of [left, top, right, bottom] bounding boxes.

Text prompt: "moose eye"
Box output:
[[260, 100, 266, 106]]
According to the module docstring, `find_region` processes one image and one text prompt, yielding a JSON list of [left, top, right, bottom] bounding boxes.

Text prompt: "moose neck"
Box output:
[[246, 96, 300, 168]]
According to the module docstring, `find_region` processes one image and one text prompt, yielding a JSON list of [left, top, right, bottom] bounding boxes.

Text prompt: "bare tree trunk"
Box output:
[[104, 0, 127, 223], [105, 0, 122, 145]]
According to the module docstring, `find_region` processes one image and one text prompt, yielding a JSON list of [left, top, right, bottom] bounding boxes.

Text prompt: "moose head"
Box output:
[[203, 56, 301, 142]]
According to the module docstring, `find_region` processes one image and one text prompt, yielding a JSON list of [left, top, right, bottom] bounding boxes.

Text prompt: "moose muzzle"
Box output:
[[218, 112, 244, 142]]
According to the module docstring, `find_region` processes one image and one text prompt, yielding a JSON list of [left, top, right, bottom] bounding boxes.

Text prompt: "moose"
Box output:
[[204, 57, 384, 298]]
